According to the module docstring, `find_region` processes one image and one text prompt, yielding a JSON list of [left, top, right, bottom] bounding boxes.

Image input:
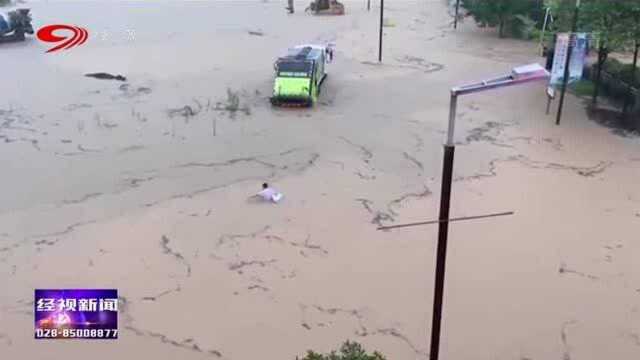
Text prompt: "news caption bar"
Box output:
[[34, 289, 118, 339]]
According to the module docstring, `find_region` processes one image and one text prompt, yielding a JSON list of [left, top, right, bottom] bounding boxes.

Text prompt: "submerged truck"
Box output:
[[305, 0, 345, 15], [0, 8, 34, 43], [271, 44, 334, 107]]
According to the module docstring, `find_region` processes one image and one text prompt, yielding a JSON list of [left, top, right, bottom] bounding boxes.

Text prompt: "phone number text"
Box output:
[[35, 328, 118, 339]]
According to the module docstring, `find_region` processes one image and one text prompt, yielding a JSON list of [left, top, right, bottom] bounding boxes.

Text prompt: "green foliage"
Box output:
[[531, 26, 556, 46], [601, 58, 640, 86], [578, 0, 629, 103], [0, 0, 11, 7], [546, 0, 579, 31], [512, 14, 538, 39], [583, 58, 639, 105], [579, 0, 625, 39], [571, 80, 596, 96], [298, 341, 387, 360], [462, 0, 539, 38], [618, 0, 640, 53]]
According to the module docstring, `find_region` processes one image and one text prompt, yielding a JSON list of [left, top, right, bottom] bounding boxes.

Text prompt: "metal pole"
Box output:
[[454, 0, 461, 29], [430, 146, 455, 360], [446, 94, 457, 145], [429, 93, 457, 360], [555, 0, 580, 126], [539, 7, 550, 56], [377, 211, 514, 231], [378, 0, 384, 62]]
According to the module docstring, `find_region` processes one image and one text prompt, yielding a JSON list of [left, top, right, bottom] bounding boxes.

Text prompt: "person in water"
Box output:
[[256, 183, 283, 203]]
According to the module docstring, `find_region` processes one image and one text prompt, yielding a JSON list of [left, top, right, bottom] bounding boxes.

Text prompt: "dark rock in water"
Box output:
[[85, 73, 127, 81], [119, 84, 152, 96], [168, 105, 196, 118], [137, 87, 152, 95]]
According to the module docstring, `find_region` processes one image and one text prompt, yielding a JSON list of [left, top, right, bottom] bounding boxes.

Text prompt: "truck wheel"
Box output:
[[14, 29, 25, 41]]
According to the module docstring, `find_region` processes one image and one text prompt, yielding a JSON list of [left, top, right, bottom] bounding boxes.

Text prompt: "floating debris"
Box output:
[[85, 73, 127, 81]]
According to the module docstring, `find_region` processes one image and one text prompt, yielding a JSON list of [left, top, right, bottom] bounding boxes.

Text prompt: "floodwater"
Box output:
[[1, 1, 639, 359]]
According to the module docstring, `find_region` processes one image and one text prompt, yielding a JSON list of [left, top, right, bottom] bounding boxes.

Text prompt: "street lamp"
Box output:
[[539, 6, 552, 56], [378, 0, 384, 62], [430, 63, 550, 360], [375, 63, 549, 360], [555, 0, 581, 125], [454, 0, 461, 29]]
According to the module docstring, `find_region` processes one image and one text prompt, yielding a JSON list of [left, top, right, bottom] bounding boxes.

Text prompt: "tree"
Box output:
[[620, 0, 640, 114], [298, 341, 386, 360], [463, 0, 538, 38], [546, 0, 580, 29], [578, 0, 627, 105]]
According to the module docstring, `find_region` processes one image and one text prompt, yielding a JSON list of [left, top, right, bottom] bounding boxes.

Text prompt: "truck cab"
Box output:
[[271, 45, 331, 107]]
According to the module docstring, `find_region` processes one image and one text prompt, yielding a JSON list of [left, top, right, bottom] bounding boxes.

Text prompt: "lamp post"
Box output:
[[453, 0, 461, 29], [378, 0, 384, 62], [539, 7, 551, 56], [428, 64, 550, 360], [555, 0, 581, 125]]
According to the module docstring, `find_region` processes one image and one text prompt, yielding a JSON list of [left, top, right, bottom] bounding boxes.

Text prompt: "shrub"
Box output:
[[511, 14, 537, 39], [570, 80, 596, 97], [584, 59, 639, 106], [0, 0, 11, 6], [601, 58, 640, 86], [298, 341, 386, 360]]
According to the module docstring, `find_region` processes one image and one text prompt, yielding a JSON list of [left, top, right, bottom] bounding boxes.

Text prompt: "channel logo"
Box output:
[[36, 24, 89, 53]]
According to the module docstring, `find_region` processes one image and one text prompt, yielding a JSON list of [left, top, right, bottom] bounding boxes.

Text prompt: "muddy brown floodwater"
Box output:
[[0, 1, 639, 360]]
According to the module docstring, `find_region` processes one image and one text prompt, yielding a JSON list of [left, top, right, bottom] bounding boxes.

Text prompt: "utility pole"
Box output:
[[378, 0, 384, 62], [428, 93, 457, 360], [376, 64, 548, 360], [427, 64, 548, 360], [555, 0, 581, 126], [454, 0, 461, 29]]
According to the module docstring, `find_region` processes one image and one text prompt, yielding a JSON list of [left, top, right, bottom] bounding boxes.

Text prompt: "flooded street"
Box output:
[[1, 1, 639, 359]]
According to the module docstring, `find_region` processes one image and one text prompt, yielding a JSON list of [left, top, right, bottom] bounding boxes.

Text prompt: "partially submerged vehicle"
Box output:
[[305, 0, 345, 15], [0, 8, 34, 43], [271, 44, 334, 107]]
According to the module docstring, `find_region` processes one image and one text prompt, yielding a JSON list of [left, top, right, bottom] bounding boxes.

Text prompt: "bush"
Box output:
[[601, 58, 640, 86], [0, 0, 11, 7], [298, 341, 386, 360], [511, 14, 537, 40], [584, 59, 638, 106], [570, 80, 596, 97]]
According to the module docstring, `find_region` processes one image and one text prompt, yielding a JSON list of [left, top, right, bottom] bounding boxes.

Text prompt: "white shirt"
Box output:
[[258, 187, 283, 203], [258, 187, 276, 201]]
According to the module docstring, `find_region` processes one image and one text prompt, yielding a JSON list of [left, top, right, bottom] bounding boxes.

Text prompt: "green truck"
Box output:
[[271, 44, 334, 107]]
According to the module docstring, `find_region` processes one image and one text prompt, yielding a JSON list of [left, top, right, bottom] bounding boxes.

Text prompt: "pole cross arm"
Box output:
[[376, 211, 514, 231]]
